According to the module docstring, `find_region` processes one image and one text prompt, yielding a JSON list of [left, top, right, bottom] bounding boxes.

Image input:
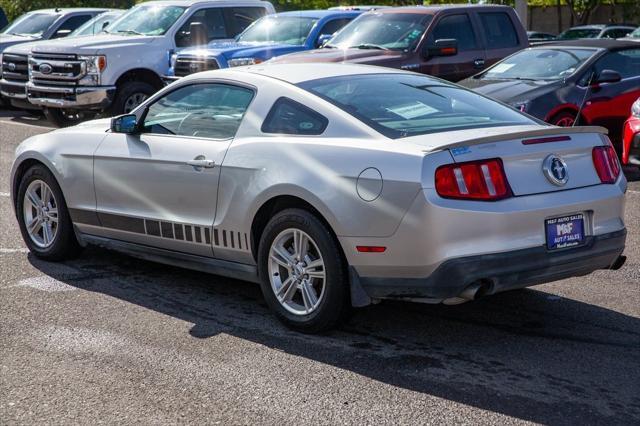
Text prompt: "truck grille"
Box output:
[[1, 54, 29, 82], [29, 52, 85, 86], [174, 56, 219, 77]]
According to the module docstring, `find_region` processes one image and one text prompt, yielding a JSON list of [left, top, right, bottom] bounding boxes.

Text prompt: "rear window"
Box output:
[[479, 12, 519, 48], [298, 74, 536, 139]]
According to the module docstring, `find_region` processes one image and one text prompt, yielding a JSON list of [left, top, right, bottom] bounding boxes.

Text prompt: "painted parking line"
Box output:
[[7, 276, 77, 292], [0, 192, 9, 197], [0, 248, 29, 253]]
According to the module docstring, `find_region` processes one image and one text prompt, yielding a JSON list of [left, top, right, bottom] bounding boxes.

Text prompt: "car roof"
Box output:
[[138, 0, 268, 6], [273, 10, 362, 19], [566, 24, 635, 30], [362, 4, 514, 15], [219, 63, 409, 84], [541, 38, 640, 50], [27, 8, 110, 14]]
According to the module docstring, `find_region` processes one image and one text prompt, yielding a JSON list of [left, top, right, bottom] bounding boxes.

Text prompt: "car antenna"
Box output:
[[574, 70, 596, 127]]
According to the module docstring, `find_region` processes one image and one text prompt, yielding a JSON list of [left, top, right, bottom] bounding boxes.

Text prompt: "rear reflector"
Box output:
[[356, 246, 386, 253], [592, 146, 621, 184], [522, 135, 571, 145], [435, 158, 512, 201]]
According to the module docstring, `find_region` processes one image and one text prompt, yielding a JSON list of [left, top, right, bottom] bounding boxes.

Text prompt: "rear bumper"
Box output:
[[26, 82, 115, 109], [0, 79, 27, 99], [358, 229, 626, 300]]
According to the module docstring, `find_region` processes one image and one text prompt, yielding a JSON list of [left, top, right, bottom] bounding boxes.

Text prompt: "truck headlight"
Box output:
[[227, 57, 262, 67], [78, 55, 106, 85], [632, 98, 640, 118]]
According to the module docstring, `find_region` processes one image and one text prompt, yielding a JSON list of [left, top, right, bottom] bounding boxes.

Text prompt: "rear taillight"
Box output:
[[592, 146, 620, 184], [435, 158, 512, 201]]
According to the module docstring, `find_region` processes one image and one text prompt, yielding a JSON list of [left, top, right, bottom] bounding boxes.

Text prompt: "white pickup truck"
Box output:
[[22, 0, 274, 126]]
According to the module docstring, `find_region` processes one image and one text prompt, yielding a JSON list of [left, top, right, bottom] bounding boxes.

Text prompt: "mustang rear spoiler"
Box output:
[[424, 125, 609, 152]]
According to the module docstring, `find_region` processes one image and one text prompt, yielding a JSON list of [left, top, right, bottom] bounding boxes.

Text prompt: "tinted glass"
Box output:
[[319, 18, 352, 37], [481, 48, 595, 80], [479, 12, 518, 48], [601, 28, 632, 39], [237, 16, 317, 45], [176, 8, 227, 47], [142, 84, 254, 139], [630, 27, 640, 38], [53, 15, 92, 38], [430, 14, 477, 51], [299, 74, 535, 139], [231, 7, 268, 33], [108, 5, 185, 36], [328, 13, 432, 51], [557, 28, 600, 39], [2, 13, 59, 37], [262, 98, 328, 135], [71, 12, 123, 37], [593, 49, 640, 79]]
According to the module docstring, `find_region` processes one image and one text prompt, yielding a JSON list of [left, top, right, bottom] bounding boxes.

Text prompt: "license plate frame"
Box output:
[[545, 213, 585, 250]]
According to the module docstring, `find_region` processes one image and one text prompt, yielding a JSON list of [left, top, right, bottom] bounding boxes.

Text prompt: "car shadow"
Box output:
[[27, 248, 640, 424], [0, 108, 52, 128], [623, 165, 639, 182]]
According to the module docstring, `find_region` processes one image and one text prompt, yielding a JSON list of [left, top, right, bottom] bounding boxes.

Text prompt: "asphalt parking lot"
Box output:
[[1, 110, 639, 424]]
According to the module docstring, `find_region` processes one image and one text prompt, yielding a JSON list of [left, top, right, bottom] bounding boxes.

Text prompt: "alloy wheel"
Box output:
[[22, 180, 59, 248], [123, 93, 148, 113], [267, 228, 326, 316]]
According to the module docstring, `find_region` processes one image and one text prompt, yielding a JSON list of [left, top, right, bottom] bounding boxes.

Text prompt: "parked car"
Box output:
[[0, 8, 108, 107], [68, 9, 124, 38], [459, 39, 640, 154], [0, 10, 124, 111], [0, 7, 8, 31], [557, 24, 635, 40], [18, 0, 274, 127], [624, 26, 640, 40], [10, 63, 626, 332], [527, 30, 555, 43], [167, 9, 363, 80], [268, 5, 528, 82], [622, 97, 640, 167]]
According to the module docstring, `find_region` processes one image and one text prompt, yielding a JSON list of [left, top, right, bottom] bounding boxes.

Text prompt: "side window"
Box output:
[[230, 7, 268, 34], [479, 12, 519, 49], [262, 97, 328, 135], [142, 84, 254, 139], [175, 8, 228, 47], [318, 18, 352, 37], [430, 14, 477, 51], [52, 14, 92, 38], [593, 49, 640, 80], [603, 29, 631, 39]]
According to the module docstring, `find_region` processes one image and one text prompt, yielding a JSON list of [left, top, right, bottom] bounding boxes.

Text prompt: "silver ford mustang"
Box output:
[[11, 64, 627, 332]]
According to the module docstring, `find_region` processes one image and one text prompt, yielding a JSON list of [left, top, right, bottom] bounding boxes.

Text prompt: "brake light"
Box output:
[[435, 158, 512, 201], [592, 146, 620, 184]]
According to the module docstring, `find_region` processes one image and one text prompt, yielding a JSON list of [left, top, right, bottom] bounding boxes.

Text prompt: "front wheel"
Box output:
[[110, 81, 155, 116], [257, 209, 350, 333], [16, 164, 81, 261], [550, 110, 577, 127]]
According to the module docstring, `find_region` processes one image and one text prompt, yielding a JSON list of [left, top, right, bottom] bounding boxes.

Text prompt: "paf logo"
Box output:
[[557, 222, 574, 236]]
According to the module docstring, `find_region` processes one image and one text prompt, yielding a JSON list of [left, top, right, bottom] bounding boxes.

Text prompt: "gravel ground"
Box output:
[[1, 111, 639, 425]]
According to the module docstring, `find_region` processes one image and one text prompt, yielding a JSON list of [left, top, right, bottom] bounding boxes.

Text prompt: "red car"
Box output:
[[623, 97, 640, 167]]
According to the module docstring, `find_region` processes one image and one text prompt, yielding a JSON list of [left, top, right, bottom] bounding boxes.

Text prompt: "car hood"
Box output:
[[270, 48, 405, 64], [2, 39, 48, 55], [28, 33, 156, 55], [0, 34, 40, 52], [459, 77, 563, 103], [180, 41, 303, 59]]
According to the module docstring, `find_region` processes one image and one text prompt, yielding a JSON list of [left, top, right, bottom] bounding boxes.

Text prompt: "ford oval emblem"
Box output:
[[543, 154, 569, 186], [38, 63, 53, 75]]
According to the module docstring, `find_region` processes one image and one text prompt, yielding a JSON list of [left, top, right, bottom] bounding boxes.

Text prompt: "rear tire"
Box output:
[[110, 81, 155, 116], [16, 164, 81, 261], [257, 208, 350, 333]]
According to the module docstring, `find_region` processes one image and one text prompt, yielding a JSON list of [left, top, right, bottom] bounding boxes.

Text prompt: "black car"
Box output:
[[459, 39, 640, 151]]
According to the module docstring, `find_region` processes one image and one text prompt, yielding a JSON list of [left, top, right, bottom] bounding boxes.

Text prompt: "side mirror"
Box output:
[[189, 21, 208, 47], [52, 29, 72, 39], [593, 69, 622, 85], [111, 114, 138, 134], [316, 34, 333, 48], [423, 38, 458, 58]]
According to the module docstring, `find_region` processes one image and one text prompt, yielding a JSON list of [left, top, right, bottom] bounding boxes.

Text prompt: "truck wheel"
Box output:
[[111, 81, 155, 115], [257, 208, 351, 333], [44, 108, 97, 128]]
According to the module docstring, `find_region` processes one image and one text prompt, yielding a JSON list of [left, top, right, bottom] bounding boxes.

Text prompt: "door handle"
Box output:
[[474, 58, 485, 68], [187, 158, 215, 169]]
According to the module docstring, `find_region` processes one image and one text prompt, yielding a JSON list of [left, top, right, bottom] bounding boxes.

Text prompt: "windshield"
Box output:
[[328, 13, 431, 51], [2, 12, 59, 37], [557, 28, 601, 40], [236, 16, 317, 45], [481, 48, 595, 81], [299, 74, 536, 139], [71, 12, 123, 37], [107, 5, 186, 36]]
